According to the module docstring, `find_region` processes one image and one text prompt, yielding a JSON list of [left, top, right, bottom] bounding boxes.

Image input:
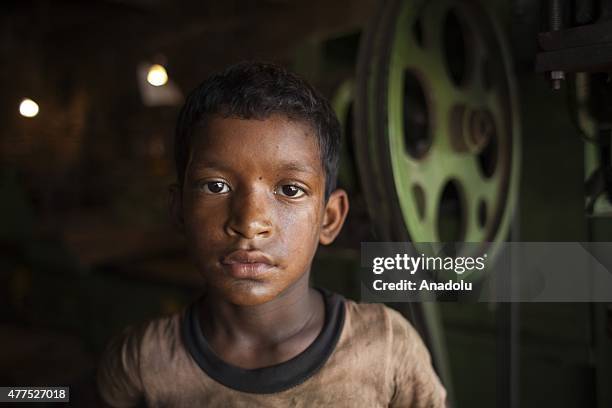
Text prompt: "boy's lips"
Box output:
[[220, 250, 276, 279]]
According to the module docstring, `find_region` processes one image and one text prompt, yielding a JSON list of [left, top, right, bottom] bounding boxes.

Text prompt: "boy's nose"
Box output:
[[225, 191, 273, 239]]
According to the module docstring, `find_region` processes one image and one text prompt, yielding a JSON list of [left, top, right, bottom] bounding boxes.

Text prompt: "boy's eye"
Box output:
[[277, 184, 305, 198], [201, 181, 230, 194]]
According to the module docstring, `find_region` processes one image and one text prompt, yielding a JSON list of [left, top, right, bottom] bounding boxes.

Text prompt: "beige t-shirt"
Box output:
[[97, 291, 446, 407]]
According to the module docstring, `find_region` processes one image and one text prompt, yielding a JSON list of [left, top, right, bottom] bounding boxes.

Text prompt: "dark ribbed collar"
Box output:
[[181, 288, 345, 394]]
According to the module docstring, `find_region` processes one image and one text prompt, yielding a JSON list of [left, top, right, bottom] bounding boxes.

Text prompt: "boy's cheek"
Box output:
[[183, 203, 228, 230], [184, 224, 226, 261]]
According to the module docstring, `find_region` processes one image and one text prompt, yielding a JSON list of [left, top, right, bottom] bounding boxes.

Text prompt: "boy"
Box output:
[[96, 61, 446, 407]]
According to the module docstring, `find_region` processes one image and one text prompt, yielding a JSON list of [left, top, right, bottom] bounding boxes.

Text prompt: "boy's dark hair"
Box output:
[[174, 61, 341, 200]]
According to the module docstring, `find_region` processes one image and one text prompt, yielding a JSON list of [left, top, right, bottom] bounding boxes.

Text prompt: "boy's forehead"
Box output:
[[188, 114, 324, 174]]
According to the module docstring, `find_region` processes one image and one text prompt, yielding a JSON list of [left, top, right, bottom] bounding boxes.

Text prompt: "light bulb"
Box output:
[[147, 64, 168, 87], [19, 98, 39, 118]]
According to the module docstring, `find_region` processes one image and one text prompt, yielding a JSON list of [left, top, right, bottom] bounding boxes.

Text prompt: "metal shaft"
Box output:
[[549, 0, 564, 90]]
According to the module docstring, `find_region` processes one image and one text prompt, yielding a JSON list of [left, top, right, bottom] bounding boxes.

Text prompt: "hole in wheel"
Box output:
[[413, 17, 424, 47], [403, 69, 431, 159], [443, 9, 471, 87], [413, 183, 426, 220], [478, 199, 487, 228], [477, 124, 498, 178], [437, 180, 465, 242]]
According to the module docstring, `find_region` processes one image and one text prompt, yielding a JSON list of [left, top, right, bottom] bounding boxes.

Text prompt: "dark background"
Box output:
[[1, 0, 611, 407]]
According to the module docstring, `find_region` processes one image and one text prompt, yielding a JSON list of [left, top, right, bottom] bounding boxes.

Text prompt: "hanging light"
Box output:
[[19, 98, 39, 118], [147, 64, 168, 87]]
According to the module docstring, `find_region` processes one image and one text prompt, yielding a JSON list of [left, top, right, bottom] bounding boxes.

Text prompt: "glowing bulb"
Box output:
[[147, 64, 168, 87], [19, 98, 39, 118]]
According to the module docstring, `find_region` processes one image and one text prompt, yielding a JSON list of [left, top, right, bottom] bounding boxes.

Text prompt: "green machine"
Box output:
[[324, 0, 520, 406], [307, 0, 612, 406]]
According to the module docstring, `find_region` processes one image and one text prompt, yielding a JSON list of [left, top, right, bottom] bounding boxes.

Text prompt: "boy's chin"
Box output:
[[215, 280, 282, 306]]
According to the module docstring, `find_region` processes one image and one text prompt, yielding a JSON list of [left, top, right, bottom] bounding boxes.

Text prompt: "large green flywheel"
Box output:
[[350, 3, 521, 398], [355, 0, 520, 278]]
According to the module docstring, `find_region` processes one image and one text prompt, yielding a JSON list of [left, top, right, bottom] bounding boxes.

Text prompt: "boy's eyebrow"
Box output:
[[276, 162, 320, 174], [187, 162, 232, 174]]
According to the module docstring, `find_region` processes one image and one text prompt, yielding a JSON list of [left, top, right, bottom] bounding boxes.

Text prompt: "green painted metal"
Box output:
[[354, 2, 523, 405], [356, 0, 520, 280]]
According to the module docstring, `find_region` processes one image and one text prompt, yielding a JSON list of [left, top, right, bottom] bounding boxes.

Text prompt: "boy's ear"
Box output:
[[168, 183, 185, 234], [319, 188, 350, 245]]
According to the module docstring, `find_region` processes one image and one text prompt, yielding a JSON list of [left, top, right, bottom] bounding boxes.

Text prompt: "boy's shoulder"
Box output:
[[126, 308, 186, 365], [96, 309, 191, 407], [340, 299, 446, 406], [343, 298, 421, 342], [107, 309, 183, 352]]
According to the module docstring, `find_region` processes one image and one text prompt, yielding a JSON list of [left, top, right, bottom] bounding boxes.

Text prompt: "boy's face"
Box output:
[[172, 114, 348, 306]]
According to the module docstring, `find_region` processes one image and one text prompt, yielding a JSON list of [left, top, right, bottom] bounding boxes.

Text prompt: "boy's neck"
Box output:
[[198, 275, 325, 368]]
